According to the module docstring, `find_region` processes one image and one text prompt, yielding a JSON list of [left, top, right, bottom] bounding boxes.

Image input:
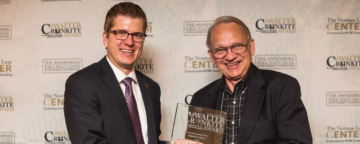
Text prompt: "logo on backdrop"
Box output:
[[325, 126, 360, 143], [327, 18, 360, 34], [146, 21, 153, 38], [183, 21, 213, 36], [44, 131, 71, 143], [326, 92, 360, 106], [42, 0, 80, 2], [255, 55, 296, 69], [326, 55, 360, 70], [0, 60, 12, 77], [0, 25, 11, 40], [255, 17, 296, 33], [0, 0, 11, 5], [41, 22, 82, 38], [0, 96, 14, 111], [134, 58, 153, 73], [185, 94, 193, 105], [42, 59, 82, 73], [0, 132, 15, 144], [184, 56, 219, 73], [43, 93, 64, 110]]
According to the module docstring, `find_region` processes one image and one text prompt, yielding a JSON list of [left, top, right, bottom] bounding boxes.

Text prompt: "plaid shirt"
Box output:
[[219, 71, 250, 144]]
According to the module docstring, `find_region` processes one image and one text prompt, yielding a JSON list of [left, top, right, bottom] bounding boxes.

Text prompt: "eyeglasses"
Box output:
[[108, 30, 147, 42], [211, 38, 251, 59]]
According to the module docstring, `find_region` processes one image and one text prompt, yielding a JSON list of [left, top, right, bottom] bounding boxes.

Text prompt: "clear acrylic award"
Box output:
[[170, 103, 227, 144]]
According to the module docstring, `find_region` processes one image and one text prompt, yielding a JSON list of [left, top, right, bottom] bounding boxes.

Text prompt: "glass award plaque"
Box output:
[[170, 103, 227, 144]]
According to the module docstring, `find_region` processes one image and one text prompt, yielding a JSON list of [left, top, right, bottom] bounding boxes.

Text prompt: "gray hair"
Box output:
[[206, 16, 251, 49]]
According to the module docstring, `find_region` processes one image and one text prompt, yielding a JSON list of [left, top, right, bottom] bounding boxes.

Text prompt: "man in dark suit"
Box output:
[[190, 16, 312, 144], [64, 2, 161, 144]]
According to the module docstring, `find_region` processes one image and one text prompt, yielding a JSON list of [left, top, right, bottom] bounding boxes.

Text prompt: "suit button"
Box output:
[[233, 101, 236, 104], [232, 121, 234, 124]]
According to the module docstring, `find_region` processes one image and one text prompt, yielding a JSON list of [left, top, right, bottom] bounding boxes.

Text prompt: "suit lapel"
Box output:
[[136, 71, 157, 144], [99, 57, 137, 144], [238, 84, 265, 144], [204, 79, 222, 110], [238, 64, 266, 144]]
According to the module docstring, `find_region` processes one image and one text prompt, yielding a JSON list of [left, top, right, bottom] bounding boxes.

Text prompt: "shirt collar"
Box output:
[[106, 56, 138, 84], [220, 65, 252, 91]]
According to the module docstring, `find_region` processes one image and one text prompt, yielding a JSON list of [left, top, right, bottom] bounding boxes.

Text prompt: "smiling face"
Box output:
[[103, 15, 144, 75], [208, 22, 255, 82]]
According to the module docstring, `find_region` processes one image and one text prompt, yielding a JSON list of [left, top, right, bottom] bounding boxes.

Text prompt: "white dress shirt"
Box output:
[[106, 56, 148, 144]]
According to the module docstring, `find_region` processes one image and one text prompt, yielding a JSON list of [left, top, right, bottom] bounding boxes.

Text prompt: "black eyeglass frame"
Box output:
[[107, 30, 147, 42], [210, 38, 251, 59]]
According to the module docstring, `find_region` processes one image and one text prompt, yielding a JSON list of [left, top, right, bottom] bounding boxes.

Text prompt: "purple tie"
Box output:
[[122, 77, 145, 144]]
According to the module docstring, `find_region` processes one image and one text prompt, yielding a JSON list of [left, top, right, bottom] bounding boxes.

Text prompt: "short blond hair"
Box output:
[[104, 2, 147, 38]]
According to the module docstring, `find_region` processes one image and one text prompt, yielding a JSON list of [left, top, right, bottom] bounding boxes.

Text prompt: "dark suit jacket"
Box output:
[[190, 64, 312, 144], [64, 56, 161, 144]]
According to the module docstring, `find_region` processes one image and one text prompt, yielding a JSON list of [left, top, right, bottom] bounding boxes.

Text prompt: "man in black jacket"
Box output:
[[190, 16, 312, 144], [64, 2, 161, 144]]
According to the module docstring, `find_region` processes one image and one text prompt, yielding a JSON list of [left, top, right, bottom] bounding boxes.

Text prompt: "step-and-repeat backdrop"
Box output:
[[1, 0, 359, 143]]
